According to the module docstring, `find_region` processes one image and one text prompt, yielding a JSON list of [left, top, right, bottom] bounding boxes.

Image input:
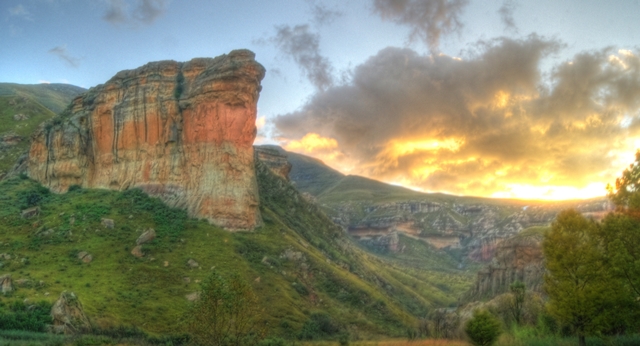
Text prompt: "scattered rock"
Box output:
[[81, 254, 93, 263], [0, 274, 13, 294], [69, 216, 75, 225], [50, 291, 92, 334], [21, 207, 40, 219], [163, 261, 169, 267], [136, 229, 156, 245], [131, 246, 144, 258], [0, 253, 11, 260], [254, 277, 261, 283], [44, 292, 50, 296], [187, 259, 199, 268], [20, 258, 29, 265], [183, 277, 191, 283], [281, 249, 305, 262], [185, 292, 200, 301], [0, 133, 22, 147], [13, 113, 29, 121], [101, 218, 114, 229], [38, 229, 55, 237]]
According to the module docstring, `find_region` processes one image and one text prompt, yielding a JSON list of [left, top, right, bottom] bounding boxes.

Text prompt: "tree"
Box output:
[[187, 271, 264, 346], [543, 210, 616, 346], [607, 150, 640, 212], [508, 281, 525, 325], [464, 310, 502, 346]]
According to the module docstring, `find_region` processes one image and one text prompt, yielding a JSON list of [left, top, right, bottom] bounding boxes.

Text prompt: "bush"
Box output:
[[465, 310, 502, 346], [298, 313, 340, 340]]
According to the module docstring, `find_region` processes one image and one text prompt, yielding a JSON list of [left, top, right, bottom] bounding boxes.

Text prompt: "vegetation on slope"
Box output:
[[0, 161, 474, 341]]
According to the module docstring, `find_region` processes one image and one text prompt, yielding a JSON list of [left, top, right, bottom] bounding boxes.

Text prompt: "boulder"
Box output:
[[13, 113, 29, 121], [101, 218, 114, 229], [0, 274, 13, 294], [136, 229, 156, 245], [50, 292, 91, 334], [131, 246, 144, 258], [77, 252, 92, 263], [21, 207, 40, 219], [187, 259, 199, 268]]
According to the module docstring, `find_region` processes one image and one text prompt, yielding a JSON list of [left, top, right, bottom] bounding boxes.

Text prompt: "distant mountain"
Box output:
[[0, 83, 85, 177], [0, 83, 86, 114], [260, 145, 610, 265]]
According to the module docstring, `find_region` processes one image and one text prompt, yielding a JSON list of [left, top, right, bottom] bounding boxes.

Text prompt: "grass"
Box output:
[[0, 163, 479, 340]]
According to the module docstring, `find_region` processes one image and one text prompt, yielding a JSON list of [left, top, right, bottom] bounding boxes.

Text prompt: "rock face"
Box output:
[[28, 50, 265, 230], [255, 146, 291, 180], [50, 291, 92, 334], [462, 232, 544, 302]]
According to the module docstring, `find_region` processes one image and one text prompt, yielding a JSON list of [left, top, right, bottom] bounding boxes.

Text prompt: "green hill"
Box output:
[[0, 160, 474, 340], [0, 83, 86, 114]]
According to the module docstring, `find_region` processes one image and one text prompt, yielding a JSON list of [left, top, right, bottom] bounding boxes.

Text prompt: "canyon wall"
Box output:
[[462, 232, 544, 302], [28, 50, 265, 230]]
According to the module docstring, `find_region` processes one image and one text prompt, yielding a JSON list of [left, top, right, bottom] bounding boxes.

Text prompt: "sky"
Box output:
[[3, 0, 640, 200]]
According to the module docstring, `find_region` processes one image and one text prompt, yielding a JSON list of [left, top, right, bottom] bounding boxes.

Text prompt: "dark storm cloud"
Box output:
[[274, 37, 640, 196], [103, 0, 168, 26], [48, 45, 80, 68], [270, 24, 334, 91], [372, 0, 469, 50], [498, 0, 518, 33], [307, 0, 343, 26]]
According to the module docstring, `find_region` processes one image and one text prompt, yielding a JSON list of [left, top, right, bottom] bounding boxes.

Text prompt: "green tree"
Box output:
[[508, 281, 525, 325], [543, 210, 617, 346], [607, 150, 640, 211], [464, 310, 502, 346], [187, 271, 264, 346]]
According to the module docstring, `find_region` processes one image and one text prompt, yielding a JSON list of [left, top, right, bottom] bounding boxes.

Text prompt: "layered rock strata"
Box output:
[[462, 233, 544, 302], [28, 50, 265, 230], [254, 146, 292, 180]]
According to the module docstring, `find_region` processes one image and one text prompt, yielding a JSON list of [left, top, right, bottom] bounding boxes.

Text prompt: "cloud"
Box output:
[[274, 37, 640, 199], [270, 24, 334, 91], [498, 0, 518, 33], [8, 4, 32, 20], [307, 0, 343, 26], [48, 46, 80, 68], [102, 0, 168, 26], [372, 0, 469, 50]]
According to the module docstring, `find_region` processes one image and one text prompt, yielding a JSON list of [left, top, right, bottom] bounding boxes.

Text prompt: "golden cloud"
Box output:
[[274, 37, 640, 200]]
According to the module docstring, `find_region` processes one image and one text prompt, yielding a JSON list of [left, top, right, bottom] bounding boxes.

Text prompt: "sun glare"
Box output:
[[491, 182, 607, 200]]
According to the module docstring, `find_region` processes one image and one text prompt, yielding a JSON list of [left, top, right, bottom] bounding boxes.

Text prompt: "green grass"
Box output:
[[0, 83, 85, 114], [0, 163, 479, 340]]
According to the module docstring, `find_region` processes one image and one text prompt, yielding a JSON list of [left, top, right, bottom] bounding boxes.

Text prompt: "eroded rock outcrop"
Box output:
[[50, 291, 92, 334], [462, 232, 544, 302], [28, 50, 265, 230], [255, 146, 291, 180]]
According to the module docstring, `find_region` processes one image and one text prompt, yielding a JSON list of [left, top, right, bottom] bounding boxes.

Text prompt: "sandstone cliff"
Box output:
[[28, 50, 265, 230], [462, 230, 544, 302]]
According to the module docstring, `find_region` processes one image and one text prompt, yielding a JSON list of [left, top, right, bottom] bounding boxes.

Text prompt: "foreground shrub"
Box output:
[[465, 310, 502, 346]]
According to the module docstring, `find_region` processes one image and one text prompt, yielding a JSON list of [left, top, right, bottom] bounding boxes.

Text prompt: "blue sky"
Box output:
[[3, 0, 640, 199]]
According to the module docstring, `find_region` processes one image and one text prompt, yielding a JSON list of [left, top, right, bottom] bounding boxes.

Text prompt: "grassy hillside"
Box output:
[[0, 83, 86, 114], [0, 161, 474, 340]]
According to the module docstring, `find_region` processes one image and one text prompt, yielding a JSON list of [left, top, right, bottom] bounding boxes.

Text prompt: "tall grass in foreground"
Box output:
[[496, 330, 640, 346]]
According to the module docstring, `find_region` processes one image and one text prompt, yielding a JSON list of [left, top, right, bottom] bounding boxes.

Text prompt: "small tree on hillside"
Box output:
[[187, 271, 264, 346], [465, 310, 502, 346], [508, 281, 525, 325]]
